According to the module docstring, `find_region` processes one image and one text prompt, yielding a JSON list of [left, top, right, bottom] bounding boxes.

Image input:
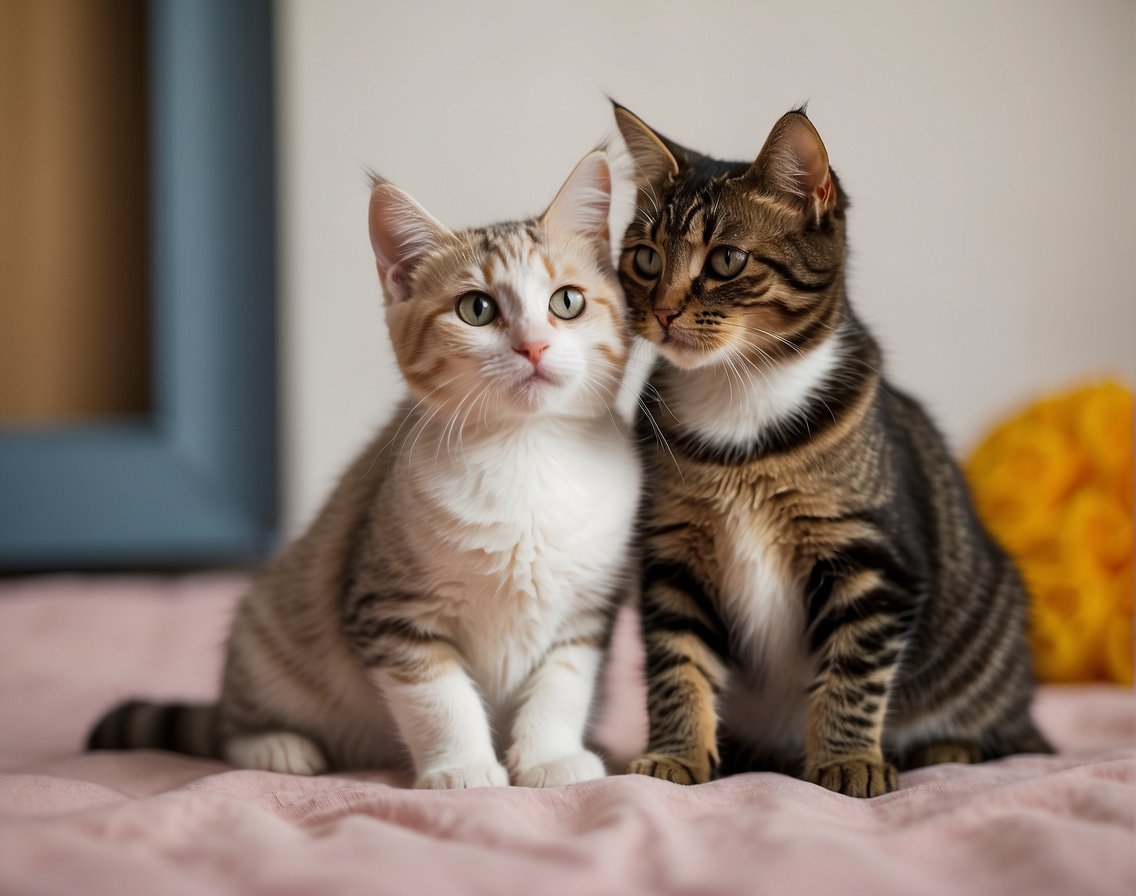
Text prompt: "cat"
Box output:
[[88, 148, 646, 789], [611, 102, 1051, 797]]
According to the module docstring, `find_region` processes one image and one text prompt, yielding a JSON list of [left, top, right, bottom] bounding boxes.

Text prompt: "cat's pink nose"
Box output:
[[514, 341, 549, 365], [654, 308, 681, 330]]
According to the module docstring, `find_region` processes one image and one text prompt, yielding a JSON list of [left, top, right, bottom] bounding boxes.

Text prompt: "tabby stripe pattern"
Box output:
[[86, 700, 217, 757], [343, 590, 461, 683], [614, 103, 1050, 796], [636, 559, 729, 783]]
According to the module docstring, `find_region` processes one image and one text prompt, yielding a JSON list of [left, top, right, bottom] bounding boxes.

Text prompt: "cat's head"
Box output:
[[612, 104, 847, 372], [368, 152, 629, 421]]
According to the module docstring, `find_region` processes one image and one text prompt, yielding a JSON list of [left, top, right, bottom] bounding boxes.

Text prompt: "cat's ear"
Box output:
[[611, 102, 682, 201], [747, 110, 836, 221], [368, 174, 451, 303], [541, 150, 612, 241]]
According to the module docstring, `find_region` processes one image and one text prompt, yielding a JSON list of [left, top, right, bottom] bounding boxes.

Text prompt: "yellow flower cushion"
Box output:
[[966, 382, 1133, 684]]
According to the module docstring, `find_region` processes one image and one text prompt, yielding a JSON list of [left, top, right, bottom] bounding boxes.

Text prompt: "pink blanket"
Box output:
[[2, 575, 1133, 895]]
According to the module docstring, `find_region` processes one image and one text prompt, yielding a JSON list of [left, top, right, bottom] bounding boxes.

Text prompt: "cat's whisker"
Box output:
[[638, 379, 681, 425], [748, 326, 806, 356], [447, 386, 482, 458], [633, 206, 656, 229], [637, 396, 684, 483], [438, 380, 485, 463], [390, 390, 457, 477], [370, 371, 473, 479], [576, 373, 623, 433], [720, 341, 777, 396], [471, 381, 498, 439], [718, 352, 741, 411], [713, 319, 807, 362], [449, 384, 484, 465], [405, 394, 454, 470]]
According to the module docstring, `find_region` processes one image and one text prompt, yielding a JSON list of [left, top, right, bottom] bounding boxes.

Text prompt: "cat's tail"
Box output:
[[86, 700, 220, 759]]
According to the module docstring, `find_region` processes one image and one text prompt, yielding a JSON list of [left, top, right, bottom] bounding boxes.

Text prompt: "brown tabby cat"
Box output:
[[613, 103, 1051, 797]]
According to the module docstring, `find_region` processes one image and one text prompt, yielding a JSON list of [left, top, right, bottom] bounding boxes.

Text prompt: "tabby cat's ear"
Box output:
[[368, 175, 451, 304], [541, 150, 612, 242], [748, 110, 836, 222], [611, 102, 682, 202]]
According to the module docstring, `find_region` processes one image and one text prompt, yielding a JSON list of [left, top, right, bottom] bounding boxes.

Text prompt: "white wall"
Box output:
[[277, 0, 1136, 536]]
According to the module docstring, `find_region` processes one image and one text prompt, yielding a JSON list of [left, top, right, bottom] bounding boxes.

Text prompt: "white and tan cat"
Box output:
[[88, 150, 645, 789]]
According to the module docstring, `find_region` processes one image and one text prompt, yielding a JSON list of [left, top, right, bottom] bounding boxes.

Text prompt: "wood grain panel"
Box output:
[[0, 0, 150, 425]]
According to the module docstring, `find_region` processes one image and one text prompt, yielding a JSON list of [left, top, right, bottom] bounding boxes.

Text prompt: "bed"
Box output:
[[2, 574, 1132, 895]]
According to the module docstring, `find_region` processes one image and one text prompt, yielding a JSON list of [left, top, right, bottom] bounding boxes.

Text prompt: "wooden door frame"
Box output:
[[0, 0, 278, 568]]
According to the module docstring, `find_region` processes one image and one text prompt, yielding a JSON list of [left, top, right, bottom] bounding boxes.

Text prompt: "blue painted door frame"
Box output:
[[0, 1, 278, 568]]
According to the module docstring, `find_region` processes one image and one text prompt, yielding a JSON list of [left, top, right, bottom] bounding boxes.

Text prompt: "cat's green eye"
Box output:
[[549, 286, 586, 320], [633, 246, 662, 279], [456, 292, 499, 326], [707, 246, 748, 279]]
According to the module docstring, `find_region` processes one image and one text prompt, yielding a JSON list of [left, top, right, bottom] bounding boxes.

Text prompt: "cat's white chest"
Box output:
[[407, 420, 639, 702], [716, 509, 814, 753]]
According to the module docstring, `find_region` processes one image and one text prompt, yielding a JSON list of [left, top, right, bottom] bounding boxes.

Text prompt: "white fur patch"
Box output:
[[226, 731, 328, 776], [374, 667, 504, 787], [614, 338, 657, 426], [715, 508, 814, 755], [664, 330, 843, 452], [401, 416, 640, 710], [507, 643, 604, 774]]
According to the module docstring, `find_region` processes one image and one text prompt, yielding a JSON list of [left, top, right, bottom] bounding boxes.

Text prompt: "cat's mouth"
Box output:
[[652, 327, 716, 369], [659, 328, 694, 348], [508, 367, 562, 404], [520, 366, 557, 385]]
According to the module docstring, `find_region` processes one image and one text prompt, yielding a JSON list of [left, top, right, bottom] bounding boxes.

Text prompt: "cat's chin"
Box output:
[[501, 375, 605, 420], [506, 372, 566, 412], [652, 339, 722, 371]]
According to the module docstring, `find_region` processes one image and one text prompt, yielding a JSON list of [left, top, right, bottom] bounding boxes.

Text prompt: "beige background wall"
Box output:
[[277, 0, 1136, 536]]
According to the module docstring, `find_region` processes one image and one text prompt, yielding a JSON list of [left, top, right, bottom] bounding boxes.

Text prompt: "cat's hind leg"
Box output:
[[899, 731, 1052, 770], [225, 731, 328, 775], [899, 740, 982, 770], [897, 715, 1053, 769], [1004, 724, 1055, 756]]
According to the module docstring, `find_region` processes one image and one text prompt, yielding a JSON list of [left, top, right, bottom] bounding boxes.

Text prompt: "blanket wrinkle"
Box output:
[[0, 575, 1132, 896]]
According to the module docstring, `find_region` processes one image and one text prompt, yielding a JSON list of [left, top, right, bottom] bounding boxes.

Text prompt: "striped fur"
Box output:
[[614, 104, 1050, 797], [86, 701, 216, 757], [87, 150, 645, 789]]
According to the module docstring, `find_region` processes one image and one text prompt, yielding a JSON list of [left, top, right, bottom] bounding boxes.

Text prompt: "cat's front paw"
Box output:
[[225, 731, 328, 776], [806, 757, 898, 798], [513, 750, 606, 788], [414, 760, 509, 790], [627, 750, 715, 785]]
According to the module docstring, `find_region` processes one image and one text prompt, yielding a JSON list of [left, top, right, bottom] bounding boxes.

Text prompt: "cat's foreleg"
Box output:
[[628, 563, 730, 785], [344, 599, 506, 789], [380, 666, 509, 789], [803, 551, 918, 797], [506, 637, 607, 787]]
